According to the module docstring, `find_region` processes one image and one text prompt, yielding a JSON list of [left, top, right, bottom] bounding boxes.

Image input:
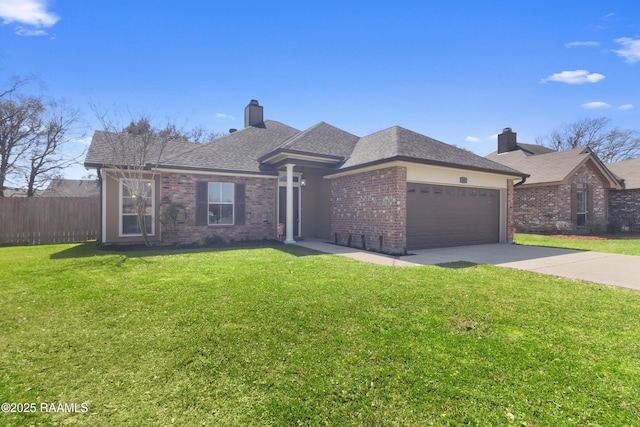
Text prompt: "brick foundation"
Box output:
[[330, 167, 407, 254]]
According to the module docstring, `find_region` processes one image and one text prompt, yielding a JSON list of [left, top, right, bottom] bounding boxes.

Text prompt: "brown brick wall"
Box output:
[[514, 164, 608, 233], [160, 173, 277, 244], [330, 166, 407, 254], [609, 189, 640, 231]]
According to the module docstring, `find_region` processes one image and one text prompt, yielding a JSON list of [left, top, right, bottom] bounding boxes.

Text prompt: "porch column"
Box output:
[[284, 163, 296, 244]]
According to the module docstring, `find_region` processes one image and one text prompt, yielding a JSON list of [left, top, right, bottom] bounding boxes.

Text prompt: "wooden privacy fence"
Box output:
[[0, 197, 100, 246]]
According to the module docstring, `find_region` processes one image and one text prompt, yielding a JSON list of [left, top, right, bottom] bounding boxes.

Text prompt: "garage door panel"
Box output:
[[406, 183, 500, 249]]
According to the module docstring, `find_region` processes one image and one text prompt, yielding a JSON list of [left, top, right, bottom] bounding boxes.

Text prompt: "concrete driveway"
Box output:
[[295, 241, 640, 291], [409, 244, 640, 291]]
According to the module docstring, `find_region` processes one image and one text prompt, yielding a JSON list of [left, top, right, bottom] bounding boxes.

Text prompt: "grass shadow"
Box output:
[[436, 261, 478, 269], [271, 244, 325, 258], [49, 240, 323, 260]]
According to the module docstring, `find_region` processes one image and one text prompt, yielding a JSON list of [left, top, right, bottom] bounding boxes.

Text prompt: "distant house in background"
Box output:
[[486, 128, 640, 233], [1, 187, 41, 197], [42, 179, 100, 198]]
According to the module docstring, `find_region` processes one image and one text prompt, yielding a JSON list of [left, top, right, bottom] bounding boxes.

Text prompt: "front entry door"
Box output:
[[278, 187, 299, 237]]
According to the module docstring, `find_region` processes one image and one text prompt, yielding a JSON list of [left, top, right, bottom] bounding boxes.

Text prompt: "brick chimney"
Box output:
[[244, 100, 264, 128], [498, 127, 517, 153]]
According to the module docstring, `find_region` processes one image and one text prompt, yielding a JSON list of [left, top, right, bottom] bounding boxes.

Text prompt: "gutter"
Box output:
[[514, 176, 527, 187]]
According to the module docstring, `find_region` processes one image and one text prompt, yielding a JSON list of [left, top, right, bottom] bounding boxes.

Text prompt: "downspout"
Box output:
[[97, 168, 103, 245], [514, 176, 527, 187]]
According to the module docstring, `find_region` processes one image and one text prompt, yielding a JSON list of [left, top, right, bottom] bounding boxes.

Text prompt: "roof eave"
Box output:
[[326, 156, 529, 179], [258, 148, 345, 165]]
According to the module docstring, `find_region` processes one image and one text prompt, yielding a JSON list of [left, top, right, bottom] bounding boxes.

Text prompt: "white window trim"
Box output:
[[119, 178, 155, 237], [208, 182, 235, 226]]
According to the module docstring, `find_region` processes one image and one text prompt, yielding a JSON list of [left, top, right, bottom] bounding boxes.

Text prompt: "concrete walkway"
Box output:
[[294, 240, 640, 291]]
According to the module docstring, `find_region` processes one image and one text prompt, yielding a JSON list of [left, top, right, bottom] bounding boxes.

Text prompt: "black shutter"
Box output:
[[196, 181, 208, 226], [235, 184, 246, 225]]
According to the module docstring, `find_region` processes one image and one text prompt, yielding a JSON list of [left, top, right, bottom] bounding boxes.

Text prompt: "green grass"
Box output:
[[515, 233, 640, 256], [1, 243, 640, 426]]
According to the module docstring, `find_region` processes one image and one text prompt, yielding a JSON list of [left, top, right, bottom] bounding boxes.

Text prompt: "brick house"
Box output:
[[84, 101, 527, 253], [486, 128, 628, 233]]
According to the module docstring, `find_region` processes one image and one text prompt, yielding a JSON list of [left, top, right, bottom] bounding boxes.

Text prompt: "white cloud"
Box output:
[[540, 70, 605, 84], [619, 104, 634, 110], [565, 41, 599, 48], [465, 136, 482, 143], [0, 0, 59, 27], [614, 37, 640, 63], [581, 101, 611, 109], [15, 26, 47, 36], [67, 136, 92, 145], [216, 113, 235, 120]]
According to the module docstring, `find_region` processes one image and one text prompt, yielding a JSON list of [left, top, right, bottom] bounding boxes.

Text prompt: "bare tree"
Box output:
[[1, 73, 84, 197], [125, 118, 224, 143], [24, 100, 84, 196], [536, 117, 640, 162], [0, 90, 43, 196], [92, 108, 171, 246]]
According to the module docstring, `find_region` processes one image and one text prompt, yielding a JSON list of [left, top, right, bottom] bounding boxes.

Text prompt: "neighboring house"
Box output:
[[1, 187, 42, 197], [84, 100, 527, 253], [607, 157, 640, 231], [486, 128, 623, 233], [42, 179, 100, 197]]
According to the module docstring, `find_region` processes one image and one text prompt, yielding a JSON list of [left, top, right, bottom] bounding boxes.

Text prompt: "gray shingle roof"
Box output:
[[276, 122, 359, 158], [515, 143, 556, 155], [42, 179, 99, 197], [84, 130, 201, 168], [607, 157, 640, 189], [85, 121, 527, 178], [161, 120, 300, 173], [487, 147, 619, 187], [340, 126, 526, 176], [486, 147, 590, 185]]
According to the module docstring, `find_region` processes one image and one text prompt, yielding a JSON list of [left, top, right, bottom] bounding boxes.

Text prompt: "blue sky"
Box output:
[[1, 0, 639, 180]]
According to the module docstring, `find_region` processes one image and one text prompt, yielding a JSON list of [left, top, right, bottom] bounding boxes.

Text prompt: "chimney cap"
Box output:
[[503, 127, 513, 133]]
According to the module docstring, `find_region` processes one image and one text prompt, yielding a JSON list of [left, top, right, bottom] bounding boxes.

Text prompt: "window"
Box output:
[[208, 182, 234, 225], [576, 183, 587, 227], [121, 179, 154, 236]]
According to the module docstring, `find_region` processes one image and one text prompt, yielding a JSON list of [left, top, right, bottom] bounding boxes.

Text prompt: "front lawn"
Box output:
[[515, 233, 640, 255], [1, 243, 639, 426]]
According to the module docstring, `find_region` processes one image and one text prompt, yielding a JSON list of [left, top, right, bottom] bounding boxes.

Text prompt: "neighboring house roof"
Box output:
[[338, 126, 526, 176], [42, 179, 99, 197], [486, 146, 621, 188], [607, 157, 640, 189], [514, 142, 556, 155], [84, 106, 528, 179], [2, 187, 45, 197]]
